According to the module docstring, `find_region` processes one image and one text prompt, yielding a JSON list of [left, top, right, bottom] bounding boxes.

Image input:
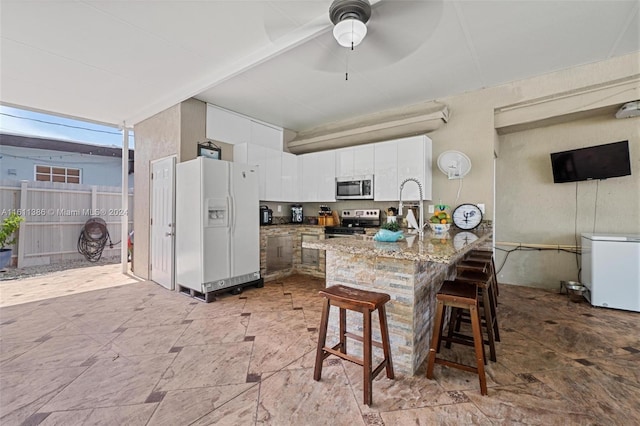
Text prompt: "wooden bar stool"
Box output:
[[467, 250, 499, 297], [314, 285, 394, 406], [453, 268, 500, 362], [426, 280, 488, 395], [459, 256, 499, 306]]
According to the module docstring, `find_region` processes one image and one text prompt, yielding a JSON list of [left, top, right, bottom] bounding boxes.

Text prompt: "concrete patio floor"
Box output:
[[1, 264, 639, 425]]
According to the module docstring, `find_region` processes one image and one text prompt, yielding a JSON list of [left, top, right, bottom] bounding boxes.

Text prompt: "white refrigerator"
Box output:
[[581, 233, 640, 312], [176, 157, 262, 296]]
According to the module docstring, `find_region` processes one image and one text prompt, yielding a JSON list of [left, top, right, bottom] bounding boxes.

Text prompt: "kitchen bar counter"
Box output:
[[303, 227, 492, 375], [303, 228, 492, 263]]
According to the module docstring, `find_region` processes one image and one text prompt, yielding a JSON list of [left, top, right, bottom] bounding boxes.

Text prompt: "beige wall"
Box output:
[[496, 114, 639, 288], [179, 98, 205, 162], [427, 52, 639, 221], [132, 104, 181, 279], [422, 52, 639, 287]]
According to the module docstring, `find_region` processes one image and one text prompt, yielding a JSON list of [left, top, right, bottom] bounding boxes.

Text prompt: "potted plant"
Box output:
[[0, 212, 24, 269]]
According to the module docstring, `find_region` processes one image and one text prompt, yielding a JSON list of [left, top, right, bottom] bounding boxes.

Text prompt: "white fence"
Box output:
[[1, 179, 133, 267]]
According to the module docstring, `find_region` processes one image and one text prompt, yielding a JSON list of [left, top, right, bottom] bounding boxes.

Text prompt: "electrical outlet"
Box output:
[[477, 203, 485, 214], [277, 205, 282, 213], [428, 205, 435, 214]]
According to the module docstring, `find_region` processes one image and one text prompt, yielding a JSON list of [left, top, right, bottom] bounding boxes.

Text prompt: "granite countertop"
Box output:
[[302, 228, 492, 264], [260, 223, 325, 229]]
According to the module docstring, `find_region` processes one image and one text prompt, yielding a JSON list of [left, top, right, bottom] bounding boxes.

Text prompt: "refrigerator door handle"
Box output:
[[228, 194, 235, 274], [227, 196, 234, 232]]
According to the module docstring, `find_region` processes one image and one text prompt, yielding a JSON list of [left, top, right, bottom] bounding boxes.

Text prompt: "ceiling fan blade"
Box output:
[[278, 0, 445, 74], [351, 0, 444, 69], [297, 36, 347, 73], [262, 2, 331, 43]]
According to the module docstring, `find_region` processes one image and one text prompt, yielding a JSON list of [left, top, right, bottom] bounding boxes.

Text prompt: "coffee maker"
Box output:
[[260, 205, 272, 226], [291, 204, 303, 224]]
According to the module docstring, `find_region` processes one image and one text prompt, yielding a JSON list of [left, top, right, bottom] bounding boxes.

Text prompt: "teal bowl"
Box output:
[[373, 229, 404, 242]]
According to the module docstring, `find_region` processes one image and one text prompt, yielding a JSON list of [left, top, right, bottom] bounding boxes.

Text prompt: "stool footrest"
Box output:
[[344, 331, 385, 349], [322, 346, 363, 366], [433, 357, 481, 375]]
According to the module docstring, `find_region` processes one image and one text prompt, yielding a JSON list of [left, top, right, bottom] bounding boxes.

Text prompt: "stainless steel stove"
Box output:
[[324, 209, 380, 238]]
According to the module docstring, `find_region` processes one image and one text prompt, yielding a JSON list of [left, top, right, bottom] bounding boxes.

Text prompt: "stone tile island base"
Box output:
[[311, 229, 492, 375]]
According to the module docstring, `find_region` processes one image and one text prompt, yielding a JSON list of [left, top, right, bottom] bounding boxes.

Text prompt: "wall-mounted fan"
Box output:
[[437, 150, 472, 180]]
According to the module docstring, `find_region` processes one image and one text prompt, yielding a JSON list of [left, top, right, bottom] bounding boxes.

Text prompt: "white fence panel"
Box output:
[[0, 179, 133, 267]]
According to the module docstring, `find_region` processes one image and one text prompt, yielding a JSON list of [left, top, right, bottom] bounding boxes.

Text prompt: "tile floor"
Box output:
[[1, 264, 639, 425]]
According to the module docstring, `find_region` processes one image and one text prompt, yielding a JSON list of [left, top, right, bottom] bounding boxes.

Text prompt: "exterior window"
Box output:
[[35, 165, 81, 184]]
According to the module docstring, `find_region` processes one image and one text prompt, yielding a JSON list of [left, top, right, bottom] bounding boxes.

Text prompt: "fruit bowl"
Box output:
[[429, 223, 451, 233]]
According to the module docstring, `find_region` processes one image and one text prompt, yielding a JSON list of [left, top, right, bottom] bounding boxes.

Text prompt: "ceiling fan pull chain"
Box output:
[[345, 46, 350, 80]]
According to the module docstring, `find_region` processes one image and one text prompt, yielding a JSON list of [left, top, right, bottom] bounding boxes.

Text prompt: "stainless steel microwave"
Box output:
[[335, 175, 374, 200]]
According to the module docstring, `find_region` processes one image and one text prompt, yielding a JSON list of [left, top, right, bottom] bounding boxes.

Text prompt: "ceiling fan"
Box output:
[[329, 0, 372, 49], [264, 0, 443, 73], [322, 0, 441, 72]]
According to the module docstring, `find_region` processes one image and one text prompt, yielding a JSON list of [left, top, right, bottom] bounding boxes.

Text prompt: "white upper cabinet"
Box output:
[[263, 147, 282, 201], [374, 140, 399, 201], [234, 132, 430, 203], [301, 150, 336, 202], [207, 105, 250, 145], [397, 135, 432, 201], [234, 144, 300, 202], [234, 143, 267, 200], [335, 145, 374, 177], [281, 152, 300, 202], [207, 104, 283, 150], [374, 135, 432, 201], [249, 120, 283, 151]]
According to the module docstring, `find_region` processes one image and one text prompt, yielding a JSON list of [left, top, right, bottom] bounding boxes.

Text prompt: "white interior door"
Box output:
[[151, 156, 175, 290]]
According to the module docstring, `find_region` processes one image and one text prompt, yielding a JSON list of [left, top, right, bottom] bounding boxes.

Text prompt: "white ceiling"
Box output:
[[1, 1, 638, 132]]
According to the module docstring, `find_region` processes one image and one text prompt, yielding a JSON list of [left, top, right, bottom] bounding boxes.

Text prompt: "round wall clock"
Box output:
[[452, 204, 483, 230]]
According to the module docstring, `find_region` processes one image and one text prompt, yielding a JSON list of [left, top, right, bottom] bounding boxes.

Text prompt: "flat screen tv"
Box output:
[[550, 140, 631, 183]]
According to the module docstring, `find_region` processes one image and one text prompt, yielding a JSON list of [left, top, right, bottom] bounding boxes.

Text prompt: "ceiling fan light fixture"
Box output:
[[329, 0, 371, 48], [333, 18, 367, 47]]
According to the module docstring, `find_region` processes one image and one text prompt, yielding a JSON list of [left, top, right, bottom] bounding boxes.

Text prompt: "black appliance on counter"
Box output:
[[324, 209, 380, 238], [260, 205, 273, 226], [291, 204, 303, 223]]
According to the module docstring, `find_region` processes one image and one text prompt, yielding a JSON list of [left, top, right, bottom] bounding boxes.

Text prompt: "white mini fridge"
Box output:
[[176, 157, 262, 298], [581, 233, 640, 312]]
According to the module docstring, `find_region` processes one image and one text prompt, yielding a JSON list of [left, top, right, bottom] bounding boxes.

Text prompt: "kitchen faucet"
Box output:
[[398, 178, 425, 240]]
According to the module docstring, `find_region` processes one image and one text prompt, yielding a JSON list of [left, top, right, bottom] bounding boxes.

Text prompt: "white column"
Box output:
[[121, 124, 129, 274]]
